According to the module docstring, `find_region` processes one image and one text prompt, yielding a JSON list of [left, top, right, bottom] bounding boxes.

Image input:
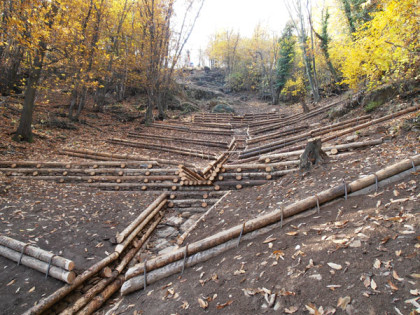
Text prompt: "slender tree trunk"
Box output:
[[13, 50, 45, 142]]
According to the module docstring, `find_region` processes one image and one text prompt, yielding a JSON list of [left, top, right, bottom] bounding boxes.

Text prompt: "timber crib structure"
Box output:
[[1, 99, 418, 314]]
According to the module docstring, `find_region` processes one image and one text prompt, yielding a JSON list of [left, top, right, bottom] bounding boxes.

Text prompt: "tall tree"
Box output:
[[273, 22, 296, 105], [13, 0, 60, 142], [286, 0, 320, 103]]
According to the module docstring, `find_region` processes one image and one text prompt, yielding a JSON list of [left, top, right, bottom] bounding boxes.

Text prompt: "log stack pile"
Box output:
[[0, 236, 76, 284]]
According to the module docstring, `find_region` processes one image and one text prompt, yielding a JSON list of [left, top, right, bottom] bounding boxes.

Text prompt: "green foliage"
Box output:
[[212, 104, 235, 113], [276, 23, 296, 94], [364, 101, 382, 113]]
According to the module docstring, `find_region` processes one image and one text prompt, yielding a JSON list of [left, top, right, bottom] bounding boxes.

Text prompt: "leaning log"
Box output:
[[116, 193, 167, 243], [122, 155, 420, 291], [177, 191, 231, 244]]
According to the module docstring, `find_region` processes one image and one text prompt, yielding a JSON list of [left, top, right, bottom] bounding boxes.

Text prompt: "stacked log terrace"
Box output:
[[59, 148, 193, 167], [22, 194, 168, 315], [248, 94, 363, 135], [108, 138, 218, 160], [150, 122, 234, 136], [193, 112, 285, 128], [0, 161, 189, 192], [127, 132, 229, 149], [0, 236, 76, 284], [213, 162, 297, 190], [240, 105, 419, 160]]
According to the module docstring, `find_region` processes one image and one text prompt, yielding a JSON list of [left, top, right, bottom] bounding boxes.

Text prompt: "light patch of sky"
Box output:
[[183, 0, 290, 65]]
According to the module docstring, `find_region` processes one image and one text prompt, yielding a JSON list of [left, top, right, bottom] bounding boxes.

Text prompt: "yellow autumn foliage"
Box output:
[[334, 0, 419, 90]]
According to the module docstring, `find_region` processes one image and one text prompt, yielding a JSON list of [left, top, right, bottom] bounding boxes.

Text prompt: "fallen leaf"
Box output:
[[286, 231, 298, 236], [410, 273, 420, 279], [393, 270, 404, 282], [410, 289, 420, 296], [273, 250, 285, 261], [263, 237, 276, 243], [198, 298, 208, 309], [381, 236, 390, 244], [371, 279, 377, 290], [337, 296, 351, 310], [180, 301, 189, 310], [387, 280, 399, 291], [216, 300, 233, 309], [284, 306, 298, 313], [373, 259, 381, 269], [395, 250, 402, 257], [7, 279, 15, 286], [28, 286, 35, 293], [327, 262, 342, 270]]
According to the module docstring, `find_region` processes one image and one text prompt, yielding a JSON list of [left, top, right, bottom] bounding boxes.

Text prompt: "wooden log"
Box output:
[[0, 236, 74, 271], [247, 125, 309, 144], [23, 250, 120, 315], [128, 133, 228, 148], [224, 160, 299, 171], [123, 155, 420, 292], [116, 193, 167, 243], [0, 245, 76, 284], [108, 138, 217, 160], [60, 148, 195, 167], [177, 192, 231, 245], [243, 106, 418, 159]]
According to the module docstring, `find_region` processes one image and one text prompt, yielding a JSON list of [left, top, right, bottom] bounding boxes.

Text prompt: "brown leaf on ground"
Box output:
[[337, 296, 351, 310], [198, 298, 208, 309], [284, 306, 298, 313], [216, 300, 233, 309]]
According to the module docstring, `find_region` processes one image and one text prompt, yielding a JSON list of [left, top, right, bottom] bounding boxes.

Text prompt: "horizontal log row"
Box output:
[[0, 160, 157, 169], [1, 167, 177, 177], [240, 106, 419, 159], [247, 115, 370, 144], [260, 138, 383, 163], [108, 138, 217, 160], [249, 95, 361, 135], [127, 132, 229, 148], [60, 148, 192, 167], [150, 122, 234, 136], [245, 116, 371, 154]]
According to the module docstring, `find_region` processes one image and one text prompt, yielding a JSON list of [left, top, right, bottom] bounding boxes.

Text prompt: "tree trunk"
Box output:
[[13, 50, 45, 142], [299, 138, 329, 170], [300, 98, 310, 113]]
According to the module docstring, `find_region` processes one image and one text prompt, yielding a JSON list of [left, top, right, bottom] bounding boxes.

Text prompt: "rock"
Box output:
[[165, 216, 184, 227], [345, 134, 359, 142], [180, 214, 202, 233], [155, 226, 178, 238], [211, 104, 235, 114]]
